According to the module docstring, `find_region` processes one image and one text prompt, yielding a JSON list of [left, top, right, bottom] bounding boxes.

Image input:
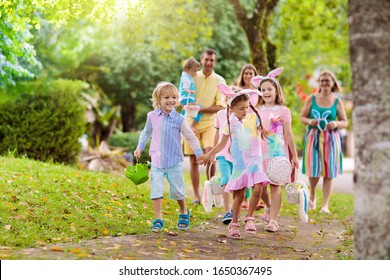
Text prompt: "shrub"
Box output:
[[108, 132, 151, 163], [0, 79, 86, 164]]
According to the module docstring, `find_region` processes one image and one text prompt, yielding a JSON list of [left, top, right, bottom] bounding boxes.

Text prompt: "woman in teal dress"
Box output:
[[300, 71, 348, 214]]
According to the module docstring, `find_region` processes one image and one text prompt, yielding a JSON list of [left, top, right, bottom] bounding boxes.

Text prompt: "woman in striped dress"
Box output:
[[300, 71, 348, 214]]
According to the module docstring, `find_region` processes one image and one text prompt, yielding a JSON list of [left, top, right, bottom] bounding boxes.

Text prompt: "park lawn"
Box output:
[[0, 156, 353, 249]]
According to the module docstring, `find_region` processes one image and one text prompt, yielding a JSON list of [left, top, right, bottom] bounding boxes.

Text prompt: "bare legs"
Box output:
[[321, 178, 333, 213], [308, 177, 333, 213], [245, 184, 264, 228], [153, 198, 187, 218], [230, 188, 246, 230], [269, 185, 281, 222], [189, 147, 213, 203], [189, 155, 200, 201], [308, 177, 319, 209], [222, 185, 231, 213]]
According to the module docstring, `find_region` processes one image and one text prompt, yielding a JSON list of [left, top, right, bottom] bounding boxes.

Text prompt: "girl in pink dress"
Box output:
[[201, 84, 269, 239], [251, 68, 300, 232]]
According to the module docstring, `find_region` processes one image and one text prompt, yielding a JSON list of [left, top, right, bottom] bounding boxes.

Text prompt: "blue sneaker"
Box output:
[[222, 211, 233, 224]]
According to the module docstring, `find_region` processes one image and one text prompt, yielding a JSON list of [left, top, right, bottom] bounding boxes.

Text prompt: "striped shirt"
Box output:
[[137, 109, 203, 168]]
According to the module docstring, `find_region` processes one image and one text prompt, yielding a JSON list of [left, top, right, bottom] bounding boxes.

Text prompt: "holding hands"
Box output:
[[197, 153, 213, 165]]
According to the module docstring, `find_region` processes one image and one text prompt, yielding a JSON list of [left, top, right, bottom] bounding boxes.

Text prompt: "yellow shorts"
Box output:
[[183, 122, 216, 155]]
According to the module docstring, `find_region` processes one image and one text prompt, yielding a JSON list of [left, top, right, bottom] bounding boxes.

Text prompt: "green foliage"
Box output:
[[0, 79, 86, 163], [270, 0, 350, 89], [0, 0, 118, 86], [202, 0, 252, 83], [0, 0, 41, 85], [108, 132, 151, 164]]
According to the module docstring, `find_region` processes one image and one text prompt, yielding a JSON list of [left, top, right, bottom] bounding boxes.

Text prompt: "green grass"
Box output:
[[0, 156, 353, 251], [0, 156, 213, 248]]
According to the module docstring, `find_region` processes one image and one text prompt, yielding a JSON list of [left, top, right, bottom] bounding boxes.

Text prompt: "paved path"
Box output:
[[5, 215, 353, 260], [183, 156, 354, 194]]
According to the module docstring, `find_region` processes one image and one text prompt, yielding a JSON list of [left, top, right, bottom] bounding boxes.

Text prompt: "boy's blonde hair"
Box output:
[[151, 82, 179, 109], [183, 57, 200, 71]]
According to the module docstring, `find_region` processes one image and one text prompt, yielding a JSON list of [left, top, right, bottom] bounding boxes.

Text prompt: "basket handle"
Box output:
[[207, 161, 216, 180]]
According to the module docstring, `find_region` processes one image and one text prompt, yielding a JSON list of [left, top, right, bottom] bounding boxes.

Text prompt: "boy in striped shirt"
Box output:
[[134, 82, 205, 232]]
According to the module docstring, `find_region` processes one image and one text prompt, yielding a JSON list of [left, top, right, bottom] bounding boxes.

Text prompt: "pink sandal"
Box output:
[[244, 216, 256, 234], [264, 220, 279, 232], [228, 223, 241, 239], [261, 206, 271, 222]]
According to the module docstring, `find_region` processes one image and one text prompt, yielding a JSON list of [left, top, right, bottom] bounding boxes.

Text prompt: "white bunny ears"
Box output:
[[251, 67, 284, 88], [217, 83, 261, 106]]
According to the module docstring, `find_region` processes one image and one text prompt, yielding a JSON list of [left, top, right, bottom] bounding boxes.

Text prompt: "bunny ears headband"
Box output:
[[251, 67, 284, 88], [217, 83, 261, 106]]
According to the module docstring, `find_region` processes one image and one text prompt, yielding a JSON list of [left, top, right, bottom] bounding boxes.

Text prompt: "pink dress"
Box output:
[[258, 105, 292, 182], [222, 113, 269, 192]]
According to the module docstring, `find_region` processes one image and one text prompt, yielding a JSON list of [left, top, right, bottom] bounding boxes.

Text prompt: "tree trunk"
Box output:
[[121, 102, 136, 132], [230, 0, 279, 73], [349, 0, 390, 259]]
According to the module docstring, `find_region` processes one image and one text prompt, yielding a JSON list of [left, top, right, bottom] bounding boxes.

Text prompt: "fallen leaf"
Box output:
[[4, 225, 12, 231], [184, 240, 199, 244], [158, 247, 169, 251], [169, 241, 177, 246], [103, 229, 109, 235], [13, 215, 26, 220], [138, 251, 153, 256], [168, 231, 178, 236], [107, 244, 121, 250], [70, 248, 82, 254], [217, 239, 227, 243], [36, 241, 46, 246], [110, 200, 123, 206], [293, 248, 306, 252], [0, 246, 12, 251], [50, 246, 64, 252], [196, 249, 212, 253], [183, 249, 193, 253], [0, 254, 11, 258]]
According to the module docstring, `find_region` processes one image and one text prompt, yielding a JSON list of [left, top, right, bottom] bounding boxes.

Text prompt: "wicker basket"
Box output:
[[184, 104, 200, 118], [285, 177, 309, 223], [210, 177, 222, 195], [266, 156, 292, 185], [286, 182, 300, 204], [208, 162, 222, 195]]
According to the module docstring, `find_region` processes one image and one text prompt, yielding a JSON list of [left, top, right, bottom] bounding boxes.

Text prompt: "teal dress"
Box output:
[[302, 95, 343, 178]]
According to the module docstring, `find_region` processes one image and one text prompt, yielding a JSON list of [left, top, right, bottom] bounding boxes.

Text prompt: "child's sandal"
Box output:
[[177, 209, 190, 229], [261, 206, 271, 223], [228, 222, 241, 239], [264, 220, 279, 232], [151, 219, 164, 232], [244, 216, 256, 234]]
